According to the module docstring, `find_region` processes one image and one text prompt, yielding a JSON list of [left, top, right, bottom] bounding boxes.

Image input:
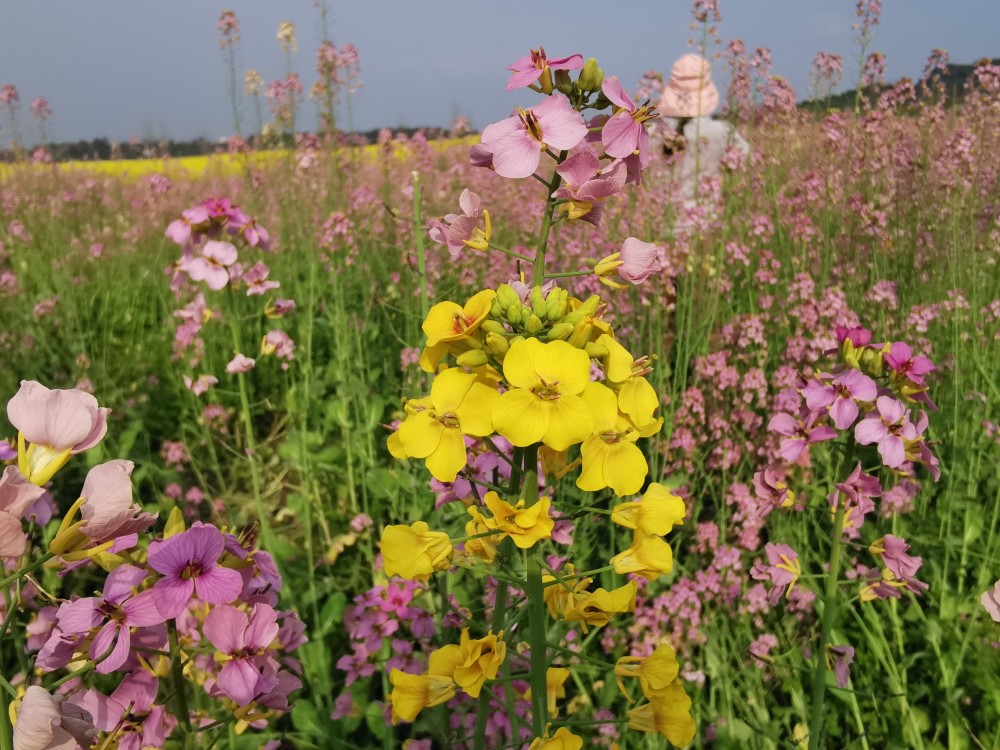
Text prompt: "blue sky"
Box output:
[[0, 1, 997, 143]]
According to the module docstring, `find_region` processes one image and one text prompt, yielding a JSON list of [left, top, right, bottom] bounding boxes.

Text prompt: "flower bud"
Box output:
[[554, 69, 573, 94], [578, 58, 604, 92], [524, 314, 544, 335], [546, 323, 574, 341], [567, 321, 593, 349], [456, 350, 489, 368], [481, 319, 507, 335], [585, 341, 609, 358], [563, 295, 601, 326], [485, 332, 510, 357], [490, 301, 503, 318], [506, 301, 523, 326], [496, 283, 520, 311]]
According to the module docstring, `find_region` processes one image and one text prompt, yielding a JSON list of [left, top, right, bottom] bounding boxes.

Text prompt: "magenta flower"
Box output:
[[835, 325, 872, 347], [479, 95, 587, 179], [831, 462, 882, 532], [203, 603, 280, 705], [226, 353, 256, 374], [869, 534, 928, 596], [752, 465, 795, 516], [552, 150, 626, 226], [802, 370, 877, 430], [227, 206, 272, 250], [505, 48, 583, 92], [828, 645, 855, 689], [600, 77, 655, 167], [147, 524, 243, 619], [77, 672, 167, 750], [768, 410, 837, 462], [855, 396, 917, 468], [884, 341, 935, 387], [54, 564, 164, 673], [243, 261, 280, 296], [187, 240, 238, 291], [750, 543, 801, 605], [12, 686, 96, 750], [982, 580, 1000, 623], [7, 380, 110, 485]]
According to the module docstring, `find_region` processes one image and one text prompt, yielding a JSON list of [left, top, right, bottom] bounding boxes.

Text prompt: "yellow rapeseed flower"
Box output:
[[577, 381, 648, 496], [561, 579, 638, 633], [462, 506, 500, 564], [626, 680, 697, 747], [394, 368, 499, 481], [387, 669, 456, 724], [482, 491, 554, 550], [420, 289, 496, 372], [611, 531, 674, 580], [492, 338, 594, 450], [380, 521, 452, 581], [529, 727, 584, 750], [614, 642, 681, 701], [611, 483, 686, 535], [525, 667, 571, 717], [432, 628, 507, 698]]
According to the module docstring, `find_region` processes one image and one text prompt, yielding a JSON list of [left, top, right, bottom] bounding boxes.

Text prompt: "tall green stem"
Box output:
[[0, 676, 11, 750], [412, 172, 430, 321], [168, 621, 193, 748], [532, 159, 565, 286], [808, 436, 856, 750]]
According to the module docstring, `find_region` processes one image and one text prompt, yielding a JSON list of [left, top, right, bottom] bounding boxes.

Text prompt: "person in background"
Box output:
[[651, 53, 750, 230]]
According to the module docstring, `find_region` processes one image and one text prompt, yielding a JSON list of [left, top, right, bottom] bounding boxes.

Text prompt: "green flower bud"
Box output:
[[578, 58, 604, 92], [496, 283, 520, 310], [481, 320, 507, 335], [546, 322, 574, 341], [524, 314, 544, 335], [456, 350, 488, 368]]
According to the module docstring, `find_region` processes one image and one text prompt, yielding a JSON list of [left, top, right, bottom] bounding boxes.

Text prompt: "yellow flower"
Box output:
[[543, 566, 591, 619], [525, 667, 571, 717], [562, 580, 637, 633], [492, 338, 594, 450], [611, 531, 673, 580], [379, 522, 452, 581], [614, 643, 680, 701], [388, 668, 456, 724], [482, 491, 554, 550], [463, 506, 499, 564], [464, 209, 492, 251], [529, 726, 584, 750], [611, 483, 686, 535], [577, 381, 648, 496], [434, 628, 506, 698], [627, 680, 696, 747], [394, 368, 499, 481], [595, 335, 662, 433], [420, 290, 497, 372]]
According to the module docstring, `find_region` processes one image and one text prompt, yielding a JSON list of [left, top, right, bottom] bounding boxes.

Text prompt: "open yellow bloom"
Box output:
[[493, 338, 594, 450], [611, 531, 673, 580], [394, 368, 499, 481], [626, 680, 696, 747], [611, 483, 686, 535], [482, 491, 554, 549], [529, 727, 584, 750], [595, 334, 662, 434], [420, 289, 496, 372], [388, 669, 456, 724], [543, 566, 591, 618], [462, 506, 500, 564], [525, 667, 571, 717], [432, 628, 507, 698], [561, 579, 637, 633], [615, 643, 680, 701], [380, 521, 452, 581], [577, 381, 648, 496]]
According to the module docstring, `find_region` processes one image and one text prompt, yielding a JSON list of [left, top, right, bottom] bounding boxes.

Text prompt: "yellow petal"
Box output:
[[455, 381, 500, 436], [617, 377, 659, 426], [601, 441, 648, 497], [430, 368, 477, 413], [542, 394, 594, 451], [580, 381, 619, 432], [425, 428, 468, 482], [397, 411, 444, 459], [493, 389, 549, 447]]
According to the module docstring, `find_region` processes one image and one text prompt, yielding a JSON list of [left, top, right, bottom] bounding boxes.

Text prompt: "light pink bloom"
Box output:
[[243, 261, 280, 296], [884, 341, 935, 387], [76, 672, 168, 750], [187, 241, 238, 291], [854, 396, 917, 468], [0, 511, 25, 557], [204, 603, 281, 705], [479, 95, 587, 179], [0, 465, 46, 520], [226, 353, 256, 374], [750, 543, 801, 605], [552, 150, 626, 226], [982, 580, 1000, 623], [505, 48, 583, 92], [183, 374, 218, 396], [12, 686, 96, 750], [79, 460, 157, 545], [7, 381, 109, 485], [802, 370, 878, 430], [600, 77, 653, 168], [164, 205, 211, 246], [428, 189, 488, 257], [768, 410, 837, 462], [262, 330, 295, 361], [870, 534, 929, 596], [617, 237, 661, 284]]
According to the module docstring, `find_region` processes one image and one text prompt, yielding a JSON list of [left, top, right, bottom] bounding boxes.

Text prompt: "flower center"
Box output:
[[532, 379, 561, 401], [181, 559, 205, 580], [519, 109, 544, 143]]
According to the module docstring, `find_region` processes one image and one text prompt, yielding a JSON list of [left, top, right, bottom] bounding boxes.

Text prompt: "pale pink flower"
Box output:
[[552, 150, 626, 226], [505, 48, 583, 92], [164, 205, 210, 246], [750, 543, 801, 605], [617, 237, 661, 284], [187, 241, 238, 291], [478, 95, 587, 179], [78, 460, 157, 545], [261, 330, 295, 360], [768, 410, 837, 462], [226, 353, 256, 374], [981, 580, 1000, 623], [428, 189, 489, 257], [243, 261, 280, 296], [855, 396, 917, 468], [600, 76, 654, 168], [183, 374, 218, 396], [884, 341, 935, 387], [802, 370, 878, 430], [12, 686, 96, 750], [6, 381, 109, 485]]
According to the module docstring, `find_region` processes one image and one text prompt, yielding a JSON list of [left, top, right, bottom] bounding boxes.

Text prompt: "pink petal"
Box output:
[[556, 149, 601, 187], [55, 597, 101, 634], [151, 577, 195, 619], [777, 438, 805, 463], [879, 436, 905, 468], [457, 189, 481, 218], [480, 116, 521, 147], [92, 621, 130, 674], [505, 67, 542, 92], [194, 565, 244, 605], [0, 511, 25, 557], [830, 398, 859, 430], [854, 417, 887, 445], [203, 240, 238, 266], [533, 95, 587, 150], [601, 112, 640, 159], [601, 76, 635, 111], [0, 465, 46, 518], [491, 131, 543, 179], [217, 658, 262, 706], [203, 604, 247, 654], [548, 54, 584, 70], [767, 413, 798, 437], [122, 589, 167, 628], [245, 603, 280, 650]]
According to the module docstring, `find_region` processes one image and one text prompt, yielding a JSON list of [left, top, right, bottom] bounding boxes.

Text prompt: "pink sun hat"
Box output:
[[658, 54, 720, 117]]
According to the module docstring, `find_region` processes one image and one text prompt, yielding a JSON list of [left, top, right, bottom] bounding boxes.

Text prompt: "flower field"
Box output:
[[1, 7, 999, 750]]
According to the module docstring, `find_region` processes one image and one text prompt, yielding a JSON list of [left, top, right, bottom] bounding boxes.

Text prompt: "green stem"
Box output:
[[544, 270, 591, 279], [526, 555, 547, 738], [0, 688, 11, 750], [168, 621, 193, 740], [0, 551, 54, 590], [412, 171, 430, 321], [48, 661, 96, 690], [474, 566, 510, 750], [488, 242, 535, 264], [532, 158, 566, 285], [807, 436, 856, 750]]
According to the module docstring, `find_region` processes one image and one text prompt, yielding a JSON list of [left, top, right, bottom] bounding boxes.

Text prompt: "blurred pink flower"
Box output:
[[553, 150, 626, 226], [183, 374, 218, 396], [982, 580, 1000, 623], [618, 237, 661, 284], [187, 241, 238, 291], [750, 542, 801, 605], [768, 410, 837, 462], [12, 686, 96, 750], [226, 353, 256, 374]]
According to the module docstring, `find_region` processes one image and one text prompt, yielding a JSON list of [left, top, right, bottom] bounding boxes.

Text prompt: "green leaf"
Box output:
[[291, 700, 324, 737], [364, 701, 389, 739]]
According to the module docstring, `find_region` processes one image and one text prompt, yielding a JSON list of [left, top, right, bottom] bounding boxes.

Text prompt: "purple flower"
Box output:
[[828, 645, 855, 688], [204, 602, 280, 706], [187, 241, 238, 291], [750, 543, 801, 605], [76, 672, 168, 750], [552, 149, 626, 226], [854, 396, 917, 468], [600, 77, 654, 167], [768, 410, 838, 462], [884, 341, 935, 387], [802, 370, 877, 430], [147, 524, 243, 619]]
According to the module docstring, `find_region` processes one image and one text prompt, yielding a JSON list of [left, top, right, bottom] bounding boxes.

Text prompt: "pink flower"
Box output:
[[0, 465, 46, 520], [751, 465, 795, 516], [884, 341, 935, 387], [981, 580, 1000, 623], [831, 462, 882, 532], [261, 330, 295, 361], [227, 207, 271, 250], [6, 380, 109, 485], [854, 396, 917, 468], [478, 95, 587, 179], [243, 261, 280, 296], [76, 672, 168, 750], [835, 325, 872, 347], [183, 374, 218, 396], [600, 76, 655, 167], [165, 205, 211, 246], [553, 150, 626, 226], [750, 543, 801, 605], [226, 353, 256, 374], [505, 48, 583, 92], [618, 237, 661, 284], [146, 524, 243, 619], [828, 645, 854, 688], [802, 370, 878, 430], [428, 189, 490, 256], [187, 240, 238, 291], [77, 460, 157, 546], [203, 602, 281, 705], [54, 564, 164, 673], [768, 410, 837, 462], [868, 534, 928, 597], [12, 686, 96, 750]]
